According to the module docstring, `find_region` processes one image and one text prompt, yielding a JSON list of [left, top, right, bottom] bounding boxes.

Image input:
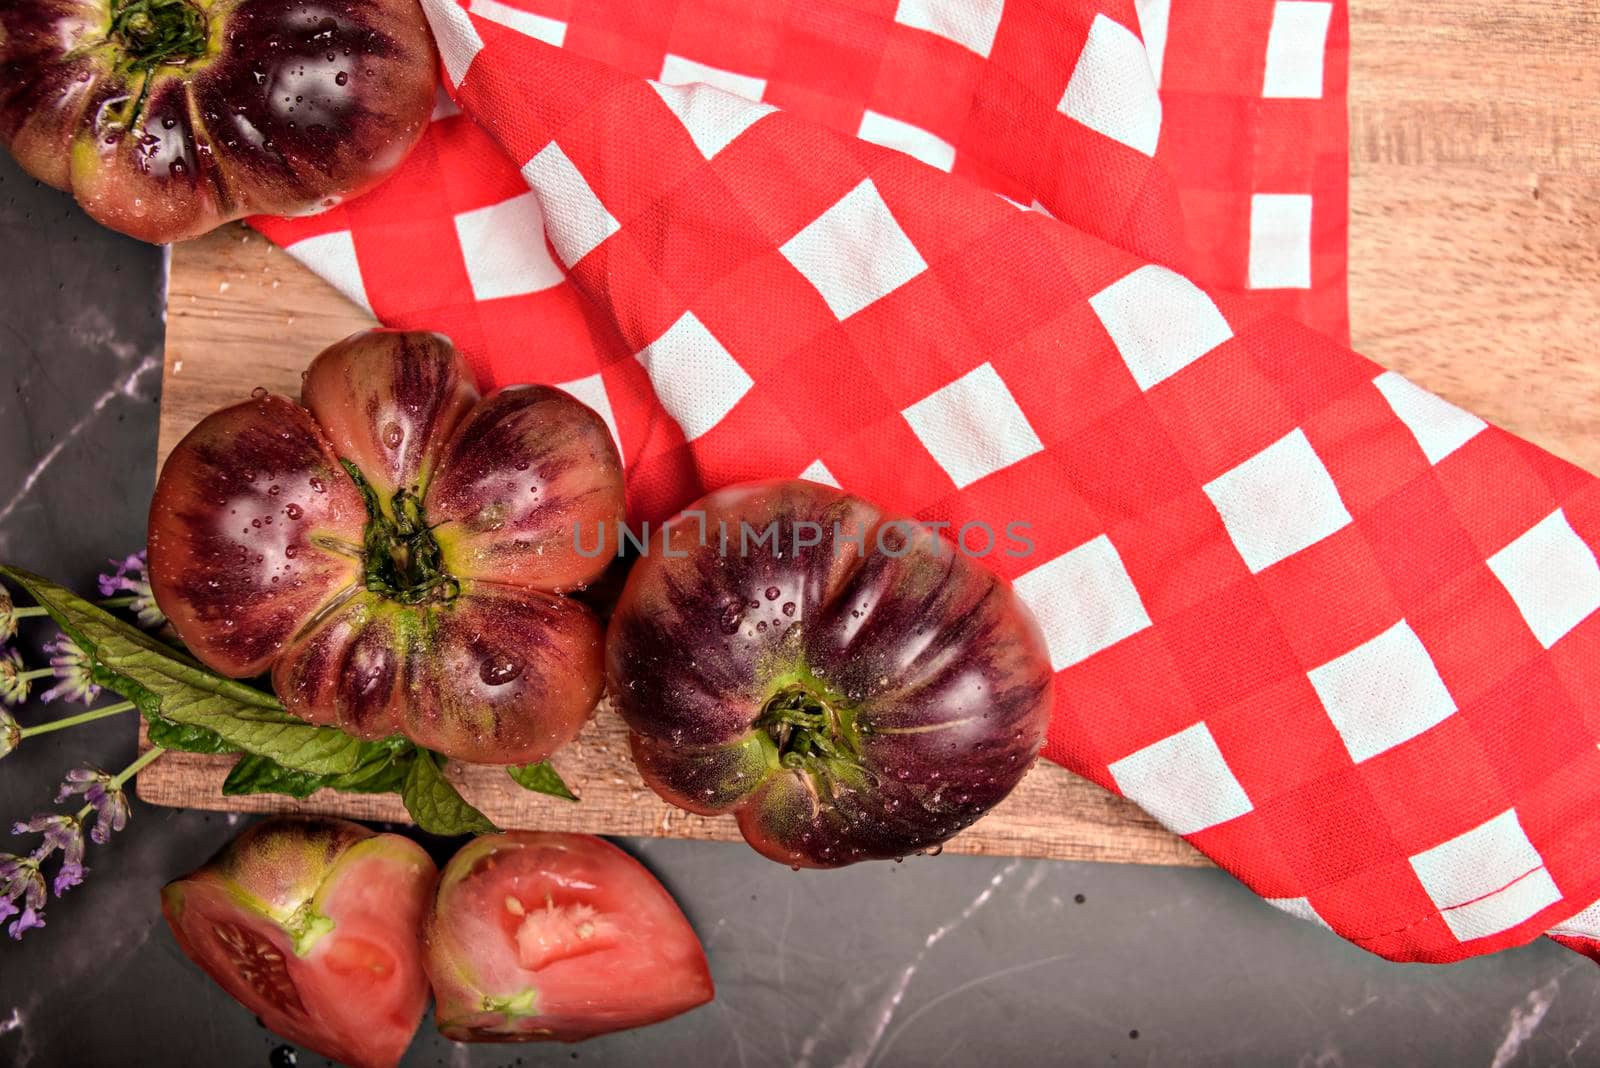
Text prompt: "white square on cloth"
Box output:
[[1203, 428, 1352, 574], [520, 142, 622, 267], [468, 0, 566, 46], [634, 312, 753, 442], [453, 193, 565, 300], [1108, 722, 1254, 836], [1372, 371, 1486, 465], [1249, 193, 1313, 290], [1307, 620, 1458, 763], [1262, 1, 1334, 99], [1089, 264, 1234, 390], [1487, 509, 1600, 649], [893, 0, 1005, 58], [780, 179, 929, 320], [901, 362, 1043, 489], [284, 231, 373, 316], [650, 81, 777, 160], [1409, 810, 1563, 943], [1058, 14, 1163, 156], [1012, 534, 1152, 671], [858, 110, 957, 172]]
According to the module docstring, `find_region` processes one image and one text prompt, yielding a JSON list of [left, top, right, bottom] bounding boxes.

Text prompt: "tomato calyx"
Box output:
[[108, 0, 211, 72], [757, 680, 861, 770], [342, 460, 460, 607]]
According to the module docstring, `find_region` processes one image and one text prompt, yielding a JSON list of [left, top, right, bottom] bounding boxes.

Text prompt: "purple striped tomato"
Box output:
[[148, 330, 625, 764], [606, 480, 1054, 868], [0, 0, 436, 243]]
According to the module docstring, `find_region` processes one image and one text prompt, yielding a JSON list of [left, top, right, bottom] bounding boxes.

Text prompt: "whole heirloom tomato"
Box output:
[[148, 330, 625, 764], [423, 832, 714, 1042], [0, 0, 435, 243], [607, 480, 1054, 868], [162, 816, 437, 1068]]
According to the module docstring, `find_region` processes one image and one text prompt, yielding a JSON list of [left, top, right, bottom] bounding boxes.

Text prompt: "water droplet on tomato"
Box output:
[[285, 503, 303, 520], [335, 71, 349, 86], [765, 586, 780, 600], [782, 601, 795, 616], [718, 601, 742, 633], [309, 476, 326, 493], [268, 484, 281, 496], [382, 421, 403, 449], [250, 386, 268, 400], [479, 655, 523, 686]]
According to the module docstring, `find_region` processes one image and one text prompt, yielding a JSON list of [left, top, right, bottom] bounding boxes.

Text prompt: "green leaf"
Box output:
[[0, 566, 362, 776], [223, 754, 327, 799], [146, 716, 239, 755], [222, 738, 419, 801], [506, 761, 578, 802], [402, 750, 496, 835]]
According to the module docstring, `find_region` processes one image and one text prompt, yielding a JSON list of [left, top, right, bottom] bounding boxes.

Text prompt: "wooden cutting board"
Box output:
[[136, 1, 1600, 865]]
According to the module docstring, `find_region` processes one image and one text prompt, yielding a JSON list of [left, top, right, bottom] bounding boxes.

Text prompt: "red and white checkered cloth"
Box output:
[[252, 0, 1600, 965]]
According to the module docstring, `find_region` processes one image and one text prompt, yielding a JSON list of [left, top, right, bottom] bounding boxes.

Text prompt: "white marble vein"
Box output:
[[0, 354, 161, 540], [1489, 977, 1559, 1068]]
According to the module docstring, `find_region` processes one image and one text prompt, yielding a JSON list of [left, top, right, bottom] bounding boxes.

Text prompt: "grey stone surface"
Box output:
[[0, 152, 1596, 1068]]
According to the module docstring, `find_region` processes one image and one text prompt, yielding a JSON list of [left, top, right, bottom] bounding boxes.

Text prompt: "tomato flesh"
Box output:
[[423, 832, 714, 1043], [162, 818, 436, 1068]]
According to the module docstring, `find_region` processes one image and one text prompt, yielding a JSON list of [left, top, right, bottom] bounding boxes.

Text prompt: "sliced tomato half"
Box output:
[[423, 831, 714, 1042], [161, 818, 436, 1068]]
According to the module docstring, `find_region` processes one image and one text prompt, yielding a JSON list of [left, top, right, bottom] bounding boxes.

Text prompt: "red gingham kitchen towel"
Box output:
[[252, 0, 1600, 965]]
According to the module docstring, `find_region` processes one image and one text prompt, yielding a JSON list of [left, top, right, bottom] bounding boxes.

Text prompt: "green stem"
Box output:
[[17, 668, 55, 684], [20, 701, 136, 739], [112, 744, 166, 788], [97, 596, 136, 609], [11, 605, 49, 620]]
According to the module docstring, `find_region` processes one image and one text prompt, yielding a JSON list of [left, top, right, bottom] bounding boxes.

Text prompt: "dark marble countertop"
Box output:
[[0, 154, 1596, 1068]]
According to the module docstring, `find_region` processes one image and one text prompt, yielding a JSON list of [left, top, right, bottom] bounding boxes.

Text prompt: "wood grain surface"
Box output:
[[138, 1, 1600, 866]]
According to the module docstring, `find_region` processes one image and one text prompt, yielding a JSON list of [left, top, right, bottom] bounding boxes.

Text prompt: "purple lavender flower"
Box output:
[[14, 814, 87, 896], [0, 852, 46, 940], [39, 635, 101, 706], [8, 906, 44, 938], [57, 767, 129, 845], [97, 550, 166, 630]]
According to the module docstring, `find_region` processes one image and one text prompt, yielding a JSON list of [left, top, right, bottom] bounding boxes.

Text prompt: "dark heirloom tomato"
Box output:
[[607, 480, 1054, 868], [422, 832, 714, 1042], [161, 817, 436, 1068], [0, 0, 435, 243], [148, 330, 625, 764]]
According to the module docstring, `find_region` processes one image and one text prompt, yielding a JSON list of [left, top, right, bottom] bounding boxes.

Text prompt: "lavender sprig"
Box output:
[[0, 647, 55, 706], [96, 551, 166, 631], [1, 746, 165, 938], [38, 635, 101, 706]]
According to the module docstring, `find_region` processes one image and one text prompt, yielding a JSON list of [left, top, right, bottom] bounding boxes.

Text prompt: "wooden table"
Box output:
[[135, 1, 1600, 866]]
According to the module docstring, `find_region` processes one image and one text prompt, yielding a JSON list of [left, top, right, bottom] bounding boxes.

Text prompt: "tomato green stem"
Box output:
[[758, 683, 858, 767], [109, 0, 209, 71], [342, 460, 458, 605], [20, 700, 136, 739]]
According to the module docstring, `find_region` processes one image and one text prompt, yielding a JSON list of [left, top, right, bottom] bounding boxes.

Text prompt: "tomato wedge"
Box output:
[[161, 817, 436, 1068], [423, 832, 714, 1042]]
